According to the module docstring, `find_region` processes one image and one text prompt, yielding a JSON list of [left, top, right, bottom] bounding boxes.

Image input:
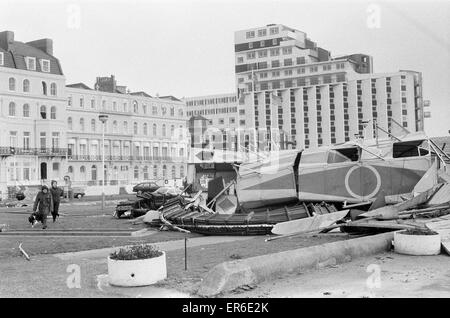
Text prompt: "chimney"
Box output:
[[0, 31, 14, 50], [26, 38, 53, 56]]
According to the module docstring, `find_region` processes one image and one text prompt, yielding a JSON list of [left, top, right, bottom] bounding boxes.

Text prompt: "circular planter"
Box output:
[[108, 251, 167, 287], [394, 230, 441, 256]]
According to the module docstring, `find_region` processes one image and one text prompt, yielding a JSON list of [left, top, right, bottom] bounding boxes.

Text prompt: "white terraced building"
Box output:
[[0, 31, 67, 199], [66, 76, 189, 191], [234, 24, 425, 150]]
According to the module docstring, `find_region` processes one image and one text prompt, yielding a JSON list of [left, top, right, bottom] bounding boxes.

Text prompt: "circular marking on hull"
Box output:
[[344, 165, 381, 200]]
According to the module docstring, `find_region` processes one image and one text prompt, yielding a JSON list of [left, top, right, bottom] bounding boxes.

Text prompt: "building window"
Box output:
[[23, 132, 30, 150], [23, 104, 30, 117], [52, 132, 60, 149], [282, 47, 292, 55], [143, 166, 149, 180], [162, 165, 167, 179], [143, 104, 147, 114], [170, 107, 174, 116], [123, 121, 128, 133], [180, 166, 185, 178], [80, 118, 85, 131], [133, 122, 138, 135], [40, 105, 47, 119], [40, 132, 46, 149], [50, 83, 57, 96], [258, 29, 267, 37], [10, 131, 18, 147], [133, 101, 138, 113], [68, 96, 72, 107], [134, 166, 139, 180], [26, 57, 36, 70], [50, 106, 56, 119], [91, 119, 96, 132], [162, 124, 166, 137], [246, 31, 255, 39], [23, 79, 30, 92], [91, 165, 97, 181], [171, 166, 176, 179], [269, 27, 279, 35], [68, 117, 73, 130], [170, 125, 175, 137], [0, 52, 3, 66], [143, 123, 148, 135], [80, 98, 84, 108], [113, 121, 118, 133], [152, 106, 158, 115], [42, 81, 47, 95], [9, 78, 16, 91], [237, 56, 244, 64], [40, 59, 50, 72], [153, 165, 158, 179], [68, 166, 73, 174], [153, 124, 157, 136], [8, 102, 16, 116]]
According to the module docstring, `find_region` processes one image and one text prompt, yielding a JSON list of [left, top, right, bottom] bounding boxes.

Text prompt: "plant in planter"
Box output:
[[394, 228, 441, 256], [108, 244, 167, 287]]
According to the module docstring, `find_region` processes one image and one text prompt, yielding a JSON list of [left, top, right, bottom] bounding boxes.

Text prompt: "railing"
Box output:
[[67, 154, 187, 162], [0, 147, 68, 156]]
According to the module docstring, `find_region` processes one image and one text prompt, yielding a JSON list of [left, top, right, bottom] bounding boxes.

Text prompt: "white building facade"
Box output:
[[0, 31, 67, 199], [66, 82, 189, 189]]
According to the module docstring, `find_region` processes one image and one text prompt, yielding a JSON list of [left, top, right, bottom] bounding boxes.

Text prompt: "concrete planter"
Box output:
[[394, 230, 441, 256], [107, 251, 167, 287]]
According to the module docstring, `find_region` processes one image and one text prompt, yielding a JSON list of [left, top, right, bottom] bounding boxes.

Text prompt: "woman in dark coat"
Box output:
[[32, 185, 54, 229], [50, 180, 63, 222]]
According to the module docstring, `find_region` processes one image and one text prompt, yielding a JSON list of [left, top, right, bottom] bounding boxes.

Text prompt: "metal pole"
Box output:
[[184, 237, 187, 271], [102, 121, 105, 211]]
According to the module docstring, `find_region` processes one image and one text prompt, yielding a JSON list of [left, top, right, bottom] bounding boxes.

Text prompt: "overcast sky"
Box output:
[[1, 0, 449, 136]]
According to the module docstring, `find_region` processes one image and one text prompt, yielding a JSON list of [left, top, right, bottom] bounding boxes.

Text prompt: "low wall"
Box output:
[[198, 232, 395, 297]]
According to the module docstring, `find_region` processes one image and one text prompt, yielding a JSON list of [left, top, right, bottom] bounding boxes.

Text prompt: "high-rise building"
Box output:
[[0, 31, 67, 199], [184, 93, 247, 151], [234, 24, 424, 150]]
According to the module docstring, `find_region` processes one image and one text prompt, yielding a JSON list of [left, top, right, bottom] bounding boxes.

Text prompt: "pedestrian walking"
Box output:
[[50, 180, 62, 222], [32, 185, 54, 229]]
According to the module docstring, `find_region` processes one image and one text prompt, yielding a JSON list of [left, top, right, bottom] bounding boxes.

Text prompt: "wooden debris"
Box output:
[[159, 211, 190, 234], [18, 243, 30, 261], [413, 161, 438, 194], [271, 210, 349, 235]]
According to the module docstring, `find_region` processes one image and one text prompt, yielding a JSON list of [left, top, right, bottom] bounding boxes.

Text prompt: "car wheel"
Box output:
[[76, 194, 82, 199]]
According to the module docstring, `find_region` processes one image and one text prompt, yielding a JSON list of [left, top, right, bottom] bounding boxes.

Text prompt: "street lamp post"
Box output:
[[99, 114, 109, 211]]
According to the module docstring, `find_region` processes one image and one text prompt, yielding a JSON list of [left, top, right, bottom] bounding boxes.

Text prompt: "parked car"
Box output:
[[132, 182, 160, 194], [72, 187, 85, 199]]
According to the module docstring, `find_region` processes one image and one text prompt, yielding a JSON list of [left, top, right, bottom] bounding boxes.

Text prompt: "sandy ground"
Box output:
[[226, 251, 450, 298]]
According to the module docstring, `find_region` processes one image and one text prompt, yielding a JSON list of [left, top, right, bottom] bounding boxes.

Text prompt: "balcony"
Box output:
[[0, 147, 68, 157], [67, 154, 187, 162]]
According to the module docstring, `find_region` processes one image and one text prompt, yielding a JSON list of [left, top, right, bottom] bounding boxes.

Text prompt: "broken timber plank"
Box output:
[[271, 210, 349, 236]]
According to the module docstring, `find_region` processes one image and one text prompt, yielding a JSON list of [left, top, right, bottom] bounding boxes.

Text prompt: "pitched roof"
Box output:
[[0, 34, 63, 75], [130, 91, 152, 98], [66, 83, 92, 90], [159, 95, 181, 102]]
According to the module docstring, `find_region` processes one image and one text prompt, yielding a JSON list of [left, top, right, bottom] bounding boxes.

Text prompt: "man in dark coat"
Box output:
[[50, 180, 63, 222], [32, 185, 54, 229]]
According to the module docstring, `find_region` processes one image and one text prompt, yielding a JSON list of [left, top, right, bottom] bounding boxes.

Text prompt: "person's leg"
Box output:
[[52, 202, 60, 222], [42, 213, 47, 229]]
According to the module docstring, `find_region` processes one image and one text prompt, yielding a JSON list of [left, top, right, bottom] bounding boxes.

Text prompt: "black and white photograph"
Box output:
[[0, 0, 450, 304]]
